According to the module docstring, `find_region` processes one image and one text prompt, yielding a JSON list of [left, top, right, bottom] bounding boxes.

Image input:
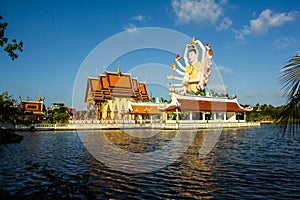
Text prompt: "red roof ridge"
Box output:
[[159, 93, 253, 113]]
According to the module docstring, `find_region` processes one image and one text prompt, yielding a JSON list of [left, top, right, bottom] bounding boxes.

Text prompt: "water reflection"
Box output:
[[1, 125, 300, 199], [78, 129, 197, 173]]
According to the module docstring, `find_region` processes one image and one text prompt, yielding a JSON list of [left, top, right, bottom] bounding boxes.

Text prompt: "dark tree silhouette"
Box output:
[[0, 15, 23, 60], [276, 53, 300, 136]]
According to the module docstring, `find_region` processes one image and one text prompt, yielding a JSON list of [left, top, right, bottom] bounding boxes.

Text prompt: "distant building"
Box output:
[[21, 96, 45, 123], [21, 96, 45, 116]]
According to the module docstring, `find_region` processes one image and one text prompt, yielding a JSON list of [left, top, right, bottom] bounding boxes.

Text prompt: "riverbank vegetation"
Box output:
[[242, 103, 285, 123], [0, 91, 71, 125], [1, 90, 299, 126]]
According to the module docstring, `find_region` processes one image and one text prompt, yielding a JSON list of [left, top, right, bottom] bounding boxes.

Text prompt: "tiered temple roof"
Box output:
[[85, 70, 150, 103]]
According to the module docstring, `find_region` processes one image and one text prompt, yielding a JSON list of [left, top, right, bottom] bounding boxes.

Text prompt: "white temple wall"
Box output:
[[109, 97, 131, 120], [226, 112, 236, 122]]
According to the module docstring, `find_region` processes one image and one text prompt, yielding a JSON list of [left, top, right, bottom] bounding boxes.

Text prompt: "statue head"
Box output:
[[189, 44, 198, 64]]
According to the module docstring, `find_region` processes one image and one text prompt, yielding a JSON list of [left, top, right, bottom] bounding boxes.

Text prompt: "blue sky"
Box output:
[[1, 0, 299, 110]]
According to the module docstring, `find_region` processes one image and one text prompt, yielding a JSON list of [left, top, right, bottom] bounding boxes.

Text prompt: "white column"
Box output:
[[213, 113, 217, 121]]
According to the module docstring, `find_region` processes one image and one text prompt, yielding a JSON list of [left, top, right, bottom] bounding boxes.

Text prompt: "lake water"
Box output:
[[1, 124, 300, 199]]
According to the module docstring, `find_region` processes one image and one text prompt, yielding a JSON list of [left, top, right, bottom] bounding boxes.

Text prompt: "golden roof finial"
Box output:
[[117, 60, 121, 75], [37, 95, 42, 102], [191, 36, 195, 44], [37, 91, 42, 102]]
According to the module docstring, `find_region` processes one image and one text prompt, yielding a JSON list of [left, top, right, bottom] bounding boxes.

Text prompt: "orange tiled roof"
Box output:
[[130, 102, 161, 115], [106, 71, 135, 97], [99, 75, 112, 99], [132, 78, 142, 100], [139, 82, 150, 100], [161, 94, 252, 113], [85, 77, 108, 102], [85, 70, 150, 102]]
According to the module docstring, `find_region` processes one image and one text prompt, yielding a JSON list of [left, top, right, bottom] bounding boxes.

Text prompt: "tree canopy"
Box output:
[[0, 15, 23, 60], [0, 91, 22, 123]]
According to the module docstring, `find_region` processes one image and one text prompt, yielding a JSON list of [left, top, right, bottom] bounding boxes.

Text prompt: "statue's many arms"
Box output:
[[170, 37, 213, 95]]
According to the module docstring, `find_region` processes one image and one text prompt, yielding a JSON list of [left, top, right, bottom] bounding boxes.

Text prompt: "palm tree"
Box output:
[[276, 53, 300, 136]]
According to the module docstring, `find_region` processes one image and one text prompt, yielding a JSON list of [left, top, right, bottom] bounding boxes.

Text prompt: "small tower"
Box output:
[[117, 60, 121, 75], [37, 95, 43, 102]]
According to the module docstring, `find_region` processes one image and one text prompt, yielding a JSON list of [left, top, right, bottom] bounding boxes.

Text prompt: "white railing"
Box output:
[[14, 121, 260, 131]]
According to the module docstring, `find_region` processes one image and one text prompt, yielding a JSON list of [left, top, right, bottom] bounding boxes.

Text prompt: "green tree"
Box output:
[[0, 15, 23, 60], [48, 106, 70, 124], [0, 91, 22, 123], [276, 53, 300, 135]]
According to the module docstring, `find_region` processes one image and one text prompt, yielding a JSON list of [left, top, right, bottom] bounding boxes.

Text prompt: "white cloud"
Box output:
[[216, 16, 232, 31], [217, 65, 233, 74], [171, 0, 223, 24], [209, 84, 227, 93], [123, 23, 139, 34], [235, 9, 298, 41], [123, 15, 149, 35], [273, 36, 296, 49], [131, 15, 146, 22]]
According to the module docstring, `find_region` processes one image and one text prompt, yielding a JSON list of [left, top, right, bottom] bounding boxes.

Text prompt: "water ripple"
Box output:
[[0, 125, 300, 199]]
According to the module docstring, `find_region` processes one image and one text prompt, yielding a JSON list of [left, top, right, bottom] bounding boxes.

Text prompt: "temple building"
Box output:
[[21, 96, 45, 116], [159, 92, 252, 123], [21, 96, 45, 123], [85, 63, 162, 121], [85, 63, 253, 124]]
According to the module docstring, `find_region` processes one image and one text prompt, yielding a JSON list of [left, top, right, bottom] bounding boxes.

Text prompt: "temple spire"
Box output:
[[191, 36, 195, 44], [117, 60, 121, 75]]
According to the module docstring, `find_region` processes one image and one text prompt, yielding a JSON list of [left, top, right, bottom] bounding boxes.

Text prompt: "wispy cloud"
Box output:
[[235, 9, 298, 41], [171, 0, 223, 24], [273, 36, 296, 49], [131, 15, 146, 22], [217, 65, 233, 74], [123, 23, 139, 34], [123, 15, 149, 35], [216, 16, 232, 31]]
